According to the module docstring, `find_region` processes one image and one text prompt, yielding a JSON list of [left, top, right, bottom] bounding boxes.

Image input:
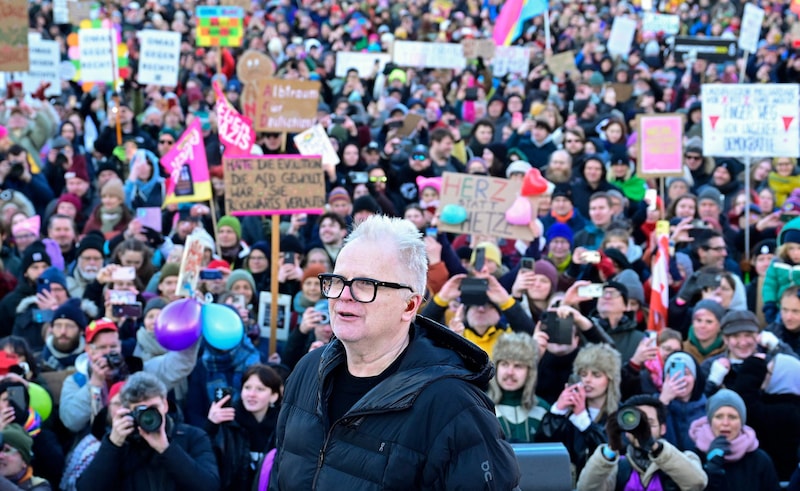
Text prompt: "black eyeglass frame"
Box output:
[[318, 273, 414, 303]]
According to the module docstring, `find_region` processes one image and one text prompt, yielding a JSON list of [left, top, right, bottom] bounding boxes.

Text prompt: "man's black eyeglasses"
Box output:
[[319, 273, 414, 303]]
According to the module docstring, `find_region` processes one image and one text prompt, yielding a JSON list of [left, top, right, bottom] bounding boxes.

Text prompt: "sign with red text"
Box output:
[[213, 80, 255, 156], [162, 119, 212, 205], [249, 79, 320, 133], [636, 114, 684, 177], [437, 172, 533, 241]]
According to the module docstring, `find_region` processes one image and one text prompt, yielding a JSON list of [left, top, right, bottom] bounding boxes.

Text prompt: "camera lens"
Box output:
[[617, 407, 641, 432], [133, 406, 163, 433]]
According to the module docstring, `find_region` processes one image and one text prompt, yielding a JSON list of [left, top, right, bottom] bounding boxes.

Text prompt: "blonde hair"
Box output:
[[777, 242, 800, 261]]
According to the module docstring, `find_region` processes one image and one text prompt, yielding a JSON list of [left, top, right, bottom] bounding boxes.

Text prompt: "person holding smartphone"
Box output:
[[658, 351, 707, 452]]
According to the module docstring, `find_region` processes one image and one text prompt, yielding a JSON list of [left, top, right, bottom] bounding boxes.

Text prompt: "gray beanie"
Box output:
[[663, 351, 697, 380], [693, 299, 725, 322], [706, 388, 746, 424], [614, 270, 644, 304], [697, 186, 722, 205]]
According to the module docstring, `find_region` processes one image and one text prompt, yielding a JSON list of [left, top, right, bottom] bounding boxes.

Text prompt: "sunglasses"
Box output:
[[369, 176, 388, 183], [412, 154, 427, 161]]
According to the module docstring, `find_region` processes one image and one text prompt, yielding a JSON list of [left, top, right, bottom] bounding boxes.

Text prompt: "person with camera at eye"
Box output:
[[577, 395, 707, 491], [76, 371, 220, 491], [0, 145, 55, 217]]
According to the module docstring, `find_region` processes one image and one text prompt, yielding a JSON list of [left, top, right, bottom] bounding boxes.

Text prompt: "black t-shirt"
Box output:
[[326, 347, 408, 428]]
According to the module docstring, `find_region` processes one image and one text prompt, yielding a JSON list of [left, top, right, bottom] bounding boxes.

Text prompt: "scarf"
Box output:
[[548, 252, 572, 274], [201, 340, 260, 404], [135, 328, 167, 361], [100, 206, 122, 233], [550, 209, 574, 224], [687, 327, 724, 357], [24, 407, 41, 437], [221, 244, 242, 264], [688, 417, 759, 462]]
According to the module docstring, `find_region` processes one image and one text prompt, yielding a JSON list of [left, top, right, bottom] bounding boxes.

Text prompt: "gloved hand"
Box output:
[[763, 302, 778, 325], [708, 359, 731, 386], [604, 413, 623, 452], [706, 435, 730, 470], [758, 330, 780, 351], [630, 411, 654, 450], [677, 272, 701, 302]]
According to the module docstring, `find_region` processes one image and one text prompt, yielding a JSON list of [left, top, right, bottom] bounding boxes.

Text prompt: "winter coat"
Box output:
[[535, 408, 608, 475], [268, 316, 520, 490], [590, 313, 645, 364], [766, 321, 800, 357], [572, 178, 615, 218], [698, 447, 780, 491], [505, 131, 557, 168], [767, 171, 800, 207], [0, 475, 51, 491], [0, 281, 35, 338], [12, 296, 98, 353], [574, 222, 607, 251], [75, 419, 219, 491], [763, 218, 800, 305], [664, 397, 707, 453]]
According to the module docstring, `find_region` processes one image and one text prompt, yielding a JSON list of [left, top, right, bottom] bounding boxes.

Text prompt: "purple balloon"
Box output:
[[154, 298, 202, 351]]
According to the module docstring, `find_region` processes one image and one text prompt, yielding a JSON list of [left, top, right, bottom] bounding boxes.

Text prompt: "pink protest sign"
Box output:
[[213, 80, 255, 156], [162, 118, 212, 205], [636, 114, 685, 177]]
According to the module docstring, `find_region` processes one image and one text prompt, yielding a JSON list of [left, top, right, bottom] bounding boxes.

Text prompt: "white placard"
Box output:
[[53, 0, 69, 24], [257, 292, 292, 342], [642, 13, 680, 35], [335, 52, 391, 78], [78, 28, 116, 83], [492, 46, 531, 77], [739, 3, 765, 53], [392, 41, 466, 70], [701, 84, 800, 158], [136, 30, 181, 86], [607, 17, 637, 57], [293, 124, 340, 166], [20, 35, 61, 96]]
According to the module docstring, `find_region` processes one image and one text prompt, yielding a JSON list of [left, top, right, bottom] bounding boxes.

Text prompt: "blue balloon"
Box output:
[[202, 303, 244, 350]]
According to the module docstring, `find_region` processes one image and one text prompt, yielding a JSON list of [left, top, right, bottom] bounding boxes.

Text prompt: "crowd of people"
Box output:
[[0, 0, 795, 489]]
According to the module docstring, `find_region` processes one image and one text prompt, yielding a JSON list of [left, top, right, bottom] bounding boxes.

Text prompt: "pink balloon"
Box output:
[[154, 298, 202, 351], [68, 46, 80, 60]]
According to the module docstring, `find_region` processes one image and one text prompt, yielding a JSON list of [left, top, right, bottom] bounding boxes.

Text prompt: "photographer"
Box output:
[[0, 145, 54, 217], [577, 395, 707, 491], [76, 372, 219, 491]]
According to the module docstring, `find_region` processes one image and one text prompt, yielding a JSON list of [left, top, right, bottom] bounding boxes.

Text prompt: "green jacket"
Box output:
[[763, 216, 800, 304]]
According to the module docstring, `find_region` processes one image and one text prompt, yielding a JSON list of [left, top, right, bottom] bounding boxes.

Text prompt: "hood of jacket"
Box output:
[[778, 216, 800, 246]]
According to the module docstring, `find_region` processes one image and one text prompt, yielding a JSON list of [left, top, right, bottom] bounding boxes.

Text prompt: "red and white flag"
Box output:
[[648, 233, 670, 333]]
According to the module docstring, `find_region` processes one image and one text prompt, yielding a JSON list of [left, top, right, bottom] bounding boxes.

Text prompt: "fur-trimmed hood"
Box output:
[[488, 332, 539, 411], [17, 295, 99, 320]]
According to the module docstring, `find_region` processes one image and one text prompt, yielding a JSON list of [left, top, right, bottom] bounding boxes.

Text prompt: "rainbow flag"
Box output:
[[492, 0, 548, 47]]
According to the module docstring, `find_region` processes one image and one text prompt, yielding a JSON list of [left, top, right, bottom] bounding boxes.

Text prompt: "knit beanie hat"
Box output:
[[663, 351, 698, 380], [56, 193, 83, 215], [546, 223, 574, 246], [352, 195, 381, 216], [20, 241, 51, 275], [327, 187, 351, 205], [159, 262, 180, 281], [76, 231, 105, 258], [706, 388, 746, 425], [533, 260, 558, 295], [39, 266, 68, 290], [614, 270, 644, 304], [217, 215, 242, 241], [101, 178, 125, 203], [53, 298, 88, 328], [144, 297, 167, 317], [693, 299, 725, 322], [2, 424, 32, 464], [226, 269, 256, 293]]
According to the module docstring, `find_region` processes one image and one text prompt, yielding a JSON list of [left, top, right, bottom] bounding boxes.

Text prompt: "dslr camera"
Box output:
[[130, 405, 163, 433]]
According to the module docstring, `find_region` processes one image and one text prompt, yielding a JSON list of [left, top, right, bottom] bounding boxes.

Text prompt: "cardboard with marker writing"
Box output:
[[250, 79, 321, 133]]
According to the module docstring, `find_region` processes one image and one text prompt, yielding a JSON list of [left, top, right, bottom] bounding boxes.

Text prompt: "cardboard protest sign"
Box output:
[[739, 3, 765, 53], [546, 50, 578, 78], [176, 234, 204, 297], [636, 114, 684, 177], [68, 1, 96, 24], [392, 41, 466, 70], [492, 46, 530, 77], [461, 39, 496, 60], [77, 28, 116, 83], [162, 119, 213, 205], [395, 113, 424, 138], [222, 155, 326, 216], [642, 13, 680, 35], [20, 34, 61, 96], [608, 83, 634, 103], [334, 52, 391, 78], [249, 79, 320, 133], [137, 30, 181, 86], [195, 6, 244, 47], [293, 124, 340, 166], [213, 80, 256, 157], [607, 17, 637, 57], [0, 0, 29, 72], [437, 172, 533, 241], [702, 84, 800, 158], [221, 0, 250, 10]]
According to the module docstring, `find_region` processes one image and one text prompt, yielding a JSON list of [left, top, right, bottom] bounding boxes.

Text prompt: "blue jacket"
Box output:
[[664, 396, 707, 452]]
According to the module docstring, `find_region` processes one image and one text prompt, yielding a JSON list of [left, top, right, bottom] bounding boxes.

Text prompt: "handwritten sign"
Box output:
[[223, 155, 326, 216], [68, 1, 96, 24], [250, 79, 320, 133], [607, 17, 637, 57], [78, 28, 116, 83], [195, 6, 244, 47], [334, 52, 391, 78], [642, 13, 680, 35], [293, 124, 340, 166], [0, 0, 29, 72], [546, 50, 578, 78], [213, 80, 255, 156], [636, 114, 684, 177], [20, 34, 61, 96], [461, 38, 496, 60], [392, 41, 466, 69], [176, 234, 204, 297], [437, 172, 533, 241], [739, 4, 765, 53], [492, 46, 530, 77], [702, 84, 800, 158], [53, 0, 68, 24], [221, 0, 250, 10], [137, 30, 180, 86], [162, 119, 212, 205]]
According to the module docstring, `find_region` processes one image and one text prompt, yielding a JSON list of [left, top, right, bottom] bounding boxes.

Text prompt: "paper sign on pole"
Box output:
[[642, 13, 680, 35], [176, 234, 204, 297], [78, 28, 116, 83], [636, 114, 684, 177], [162, 119, 213, 205], [137, 30, 181, 86], [546, 50, 578, 78], [739, 4, 765, 53], [293, 125, 340, 166], [250, 79, 320, 133], [701, 84, 800, 158], [607, 17, 637, 57], [20, 35, 61, 96], [437, 172, 533, 241], [492, 46, 530, 77], [334, 52, 391, 78], [392, 41, 466, 70], [0, 0, 29, 73], [195, 6, 244, 47], [222, 155, 326, 216]]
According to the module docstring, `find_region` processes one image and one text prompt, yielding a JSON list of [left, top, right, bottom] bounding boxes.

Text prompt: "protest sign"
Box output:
[[257, 292, 292, 341], [195, 6, 244, 47], [608, 83, 634, 103], [53, 0, 68, 24], [222, 155, 326, 216], [437, 172, 533, 241], [642, 13, 680, 35], [546, 50, 578, 78], [213, 80, 255, 156], [0, 0, 29, 72], [392, 41, 466, 70], [739, 4, 765, 53], [293, 125, 340, 166], [334, 52, 391, 78], [396, 113, 424, 139], [250, 79, 320, 133], [137, 30, 180, 86], [176, 234, 204, 297], [636, 114, 684, 177], [607, 17, 637, 57], [77, 28, 116, 83], [20, 35, 61, 96], [68, 1, 95, 24], [492, 46, 530, 77], [221, 0, 250, 10], [162, 119, 213, 205], [671, 37, 738, 62], [461, 38, 496, 60], [701, 84, 800, 158]]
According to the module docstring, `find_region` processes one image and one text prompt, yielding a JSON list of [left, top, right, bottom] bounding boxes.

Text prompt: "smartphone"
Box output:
[[647, 331, 658, 343], [6, 386, 25, 410], [232, 294, 246, 310], [520, 257, 535, 271], [425, 227, 438, 238], [348, 171, 369, 184], [541, 311, 574, 345], [581, 251, 601, 264], [460, 277, 489, 306], [136, 207, 162, 233], [112, 302, 142, 318], [645, 189, 657, 212], [112, 266, 136, 281], [284, 252, 296, 265], [32, 309, 54, 324], [655, 220, 670, 237], [213, 387, 234, 408], [109, 290, 137, 305], [387, 120, 403, 129], [781, 213, 797, 223], [464, 87, 478, 101], [199, 269, 224, 280], [577, 283, 604, 298], [668, 359, 686, 379], [473, 248, 486, 272], [36, 278, 50, 295], [512, 112, 523, 126]]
